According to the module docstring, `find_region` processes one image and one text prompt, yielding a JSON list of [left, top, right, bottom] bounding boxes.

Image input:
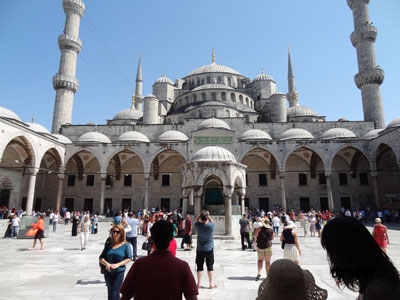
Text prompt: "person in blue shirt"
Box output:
[[99, 224, 132, 300], [125, 212, 140, 259], [194, 210, 217, 289]]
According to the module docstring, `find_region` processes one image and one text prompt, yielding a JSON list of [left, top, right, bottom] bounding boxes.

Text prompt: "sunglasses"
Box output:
[[112, 230, 121, 234]]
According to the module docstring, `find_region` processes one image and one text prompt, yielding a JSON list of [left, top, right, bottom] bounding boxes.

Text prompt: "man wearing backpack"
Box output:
[[254, 218, 274, 281]]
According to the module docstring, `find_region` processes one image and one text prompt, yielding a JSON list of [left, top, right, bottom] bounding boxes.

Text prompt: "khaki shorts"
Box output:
[[257, 247, 272, 258]]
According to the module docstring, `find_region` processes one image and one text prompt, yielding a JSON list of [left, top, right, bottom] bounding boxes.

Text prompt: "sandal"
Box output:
[[256, 274, 261, 281], [210, 283, 218, 289]]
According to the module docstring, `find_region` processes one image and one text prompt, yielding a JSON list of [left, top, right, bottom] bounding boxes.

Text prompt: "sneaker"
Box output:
[[256, 274, 261, 281]]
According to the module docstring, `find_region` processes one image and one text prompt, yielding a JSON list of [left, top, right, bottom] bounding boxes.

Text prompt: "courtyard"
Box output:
[[0, 219, 399, 300]]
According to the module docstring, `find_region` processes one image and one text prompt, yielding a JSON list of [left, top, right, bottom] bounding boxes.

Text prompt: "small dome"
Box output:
[[26, 122, 50, 134], [253, 70, 274, 82], [187, 64, 241, 76], [320, 128, 357, 140], [77, 132, 111, 143], [192, 146, 236, 162], [158, 130, 189, 143], [240, 129, 272, 141], [118, 131, 150, 143], [154, 73, 174, 85], [198, 118, 230, 130], [287, 106, 318, 117], [113, 108, 143, 120], [280, 128, 314, 140], [387, 118, 400, 129], [363, 129, 383, 140], [192, 84, 234, 92], [52, 134, 72, 144], [0, 106, 21, 121]]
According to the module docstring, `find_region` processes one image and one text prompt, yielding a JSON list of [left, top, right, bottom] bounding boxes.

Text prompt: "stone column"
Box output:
[[240, 195, 245, 216], [371, 171, 380, 209], [99, 175, 106, 215], [194, 196, 202, 218], [182, 197, 188, 217], [56, 175, 65, 211], [144, 173, 150, 210], [325, 172, 334, 212], [25, 171, 38, 216], [279, 172, 287, 212], [224, 195, 232, 235]]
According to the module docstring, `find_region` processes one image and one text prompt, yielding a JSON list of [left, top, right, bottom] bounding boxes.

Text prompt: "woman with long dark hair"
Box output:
[[321, 216, 400, 299]]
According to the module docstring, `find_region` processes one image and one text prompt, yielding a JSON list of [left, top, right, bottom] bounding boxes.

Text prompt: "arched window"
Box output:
[[192, 94, 197, 102], [217, 76, 222, 84], [221, 92, 226, 101], [226, 110, 230, 117], [212, 109, 216, 117], [231, 93, 236, 102], [211, 92, 216, 101], [245, 97, 249, 106], [198, 110, 202, 118], [227, 77, 232, 87], [201, 93, 206, 101], [207, 76, 211, 84], [239, 95, 244, 103], [197, 78, 201, 86]]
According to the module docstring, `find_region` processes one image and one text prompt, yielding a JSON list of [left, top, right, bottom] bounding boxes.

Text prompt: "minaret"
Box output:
[[51, 0, 85, 133], [287, 47, 298, 107], [134, 53, 143, 110], [347, 0, 385, 128]]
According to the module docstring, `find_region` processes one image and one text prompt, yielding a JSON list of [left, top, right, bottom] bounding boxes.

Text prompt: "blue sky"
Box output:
[[0, 0, 399, 130]]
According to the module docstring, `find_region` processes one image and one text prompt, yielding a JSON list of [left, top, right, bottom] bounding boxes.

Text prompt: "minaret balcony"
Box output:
[[52, 74, 79, 93], [58, 34, 82, 53], [347, 0, 370, 10], [354, 68, 384, 88], [350, 25, 377, 46], [63, 0, 85, 17]]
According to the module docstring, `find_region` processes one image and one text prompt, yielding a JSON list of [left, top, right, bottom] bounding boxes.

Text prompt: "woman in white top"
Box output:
[[78, 215, 91, 250]]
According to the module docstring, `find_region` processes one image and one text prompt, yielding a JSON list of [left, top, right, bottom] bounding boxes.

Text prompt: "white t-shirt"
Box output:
[[49, 212, 54, 220], [65, 211, 71, 219], [11, 217, 20, 226], [53, 214, 59, 222], [345, 211, 351, 217], [272, 216, 280, 227]]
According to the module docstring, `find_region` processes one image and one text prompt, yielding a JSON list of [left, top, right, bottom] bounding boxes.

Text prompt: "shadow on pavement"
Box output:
[[227, 276, 259, 281], [76, 279, 105, 285]]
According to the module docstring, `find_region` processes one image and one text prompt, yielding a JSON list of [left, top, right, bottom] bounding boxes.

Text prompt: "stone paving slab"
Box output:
[[0, 220, 399, 299]]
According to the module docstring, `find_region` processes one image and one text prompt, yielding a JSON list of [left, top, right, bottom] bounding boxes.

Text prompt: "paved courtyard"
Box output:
[[0, 219, 399, 300]]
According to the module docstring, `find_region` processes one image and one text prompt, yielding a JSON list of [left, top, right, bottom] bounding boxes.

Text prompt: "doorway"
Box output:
[[84, 198, 93, 213], [259, 198, 269, 211], [161, 198, 170, 211], [204, 176, 223, 205], [64, 198, 74, 212], [320, 197, 329, 211], [0, 190, 10, 208], [122, 198, 131, 212], [300, 197, 310, 212]]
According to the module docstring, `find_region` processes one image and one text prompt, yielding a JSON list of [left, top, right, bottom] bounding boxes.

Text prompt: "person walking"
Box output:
[[280, 220, 302, 265], [194, 210, 217, 289], [239, 213, 251, 251], [29, 214, 45, 250], [299, 212, 308, 237], [10, 214, 21, 238], [64, 210, 70, 225], [71, 213, 79, 236], [125, 212, 140, 260], [182, 214, 193, 251], [372, 218, 389, 253], [99, 224, 132, 300], [271, 214, 280, 236], [254, 218, 274, 281], [52, 211, 59, 232], [78, 215, 91, 250]]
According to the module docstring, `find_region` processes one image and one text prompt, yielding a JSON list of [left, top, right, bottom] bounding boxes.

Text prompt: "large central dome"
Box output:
[[187, 63, 241, 76]]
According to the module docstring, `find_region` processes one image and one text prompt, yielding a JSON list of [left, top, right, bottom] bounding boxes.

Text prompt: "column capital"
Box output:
[[324, 171, 332, 177], [371, 171, 378, 177], [58, 174, 65, 180], [100, 174, 107, 180], [144, 173, 150, 180]]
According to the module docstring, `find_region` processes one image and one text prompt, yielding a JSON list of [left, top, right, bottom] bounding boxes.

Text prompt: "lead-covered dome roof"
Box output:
[[77, 132, 111, 143], [198, 118, 230, 130], [158, 130, 189, 143], [118, 131, 150, 143], [287, 106, 318, 117], [154, 73, 174, 85], [280, 128, 314, 140], [187, 64, 241, 76], [240, 129, 272, 141], [363, 129, 383, 140], [0, 106, 21, 121], [387, 118, 400, 129], [26, 122, 50, 134], [192, 146, 236, 162], [113, 108, 143, 120], [52, 134, 72, 144], [253, 70, 275, 82], [320, 128, 357, 140]]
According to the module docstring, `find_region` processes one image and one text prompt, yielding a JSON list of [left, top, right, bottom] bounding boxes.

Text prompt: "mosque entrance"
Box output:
[[0, 189, 10, 208], [204, 176, 223, 205]]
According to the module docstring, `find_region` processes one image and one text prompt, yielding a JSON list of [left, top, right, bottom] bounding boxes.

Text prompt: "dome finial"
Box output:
[[261, 68, 264, 75], [163, 72, 166, 78], [131, 95, 136, 109], [31, 114, 35, 123], [212, 48, 215, 64]]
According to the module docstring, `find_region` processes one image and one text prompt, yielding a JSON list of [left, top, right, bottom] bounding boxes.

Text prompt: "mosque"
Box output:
[[0, 0, 399, 234]]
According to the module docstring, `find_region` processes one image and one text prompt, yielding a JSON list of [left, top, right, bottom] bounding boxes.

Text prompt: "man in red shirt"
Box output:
[[120, 220, 198, 300], [183, 214, 193, 251]]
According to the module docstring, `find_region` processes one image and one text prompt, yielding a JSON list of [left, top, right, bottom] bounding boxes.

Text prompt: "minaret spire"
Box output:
[[134, 52, 143, 110], [212, 48, 215, 64], [51, 0, 85, 133], [348, 0, 385, 128], [287, 46, 298, 107]]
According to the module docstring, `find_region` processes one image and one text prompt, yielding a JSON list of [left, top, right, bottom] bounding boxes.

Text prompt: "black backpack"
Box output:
[[99, 237, 111, 274], [257, 227, 272, 249]]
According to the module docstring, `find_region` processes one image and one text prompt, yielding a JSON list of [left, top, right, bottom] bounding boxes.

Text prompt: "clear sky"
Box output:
[[0, 0, 399, 131]]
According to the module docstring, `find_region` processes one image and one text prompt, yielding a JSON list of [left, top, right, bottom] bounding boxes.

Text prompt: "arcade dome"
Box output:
[[118, 131, 150, 143], [158, 130, 189, 143], [113, 108, 142, 120], [77, 132, 111, 143], [287, 106, 318, 118], [387, 118, 400, 129], [52, 134, 72, 144], [0, 106, 21, 121], [320, 128, 357, 140], [280, 128, 314, 140], [26, 123, 50, 134], [239, 129, 272, 141], [198, 118, 230, 130]]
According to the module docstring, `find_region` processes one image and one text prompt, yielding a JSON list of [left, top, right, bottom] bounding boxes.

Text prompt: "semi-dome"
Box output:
[[26, 122, 50, 134], [158, 130, 189, 143], [192, 84, 234, 92], [387, 118, 400, 129], [77, 132, 111, 143], [0, 106, 21, 121], [154, 73, 174, 85], [253, 70, 274, 82], [320, 128, 357, 140], [52, 134, 72, 144], [118, 131, 150, 143], [239, 129, 272, 141], [113, 108, 142, 120], [187, 64, 241, 76], [363, 129, 383, 140], [287, 106, 318, 117], [198, 118, 230, 130], [192, 146, 236, 162], [280, 128, 314, 140]]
